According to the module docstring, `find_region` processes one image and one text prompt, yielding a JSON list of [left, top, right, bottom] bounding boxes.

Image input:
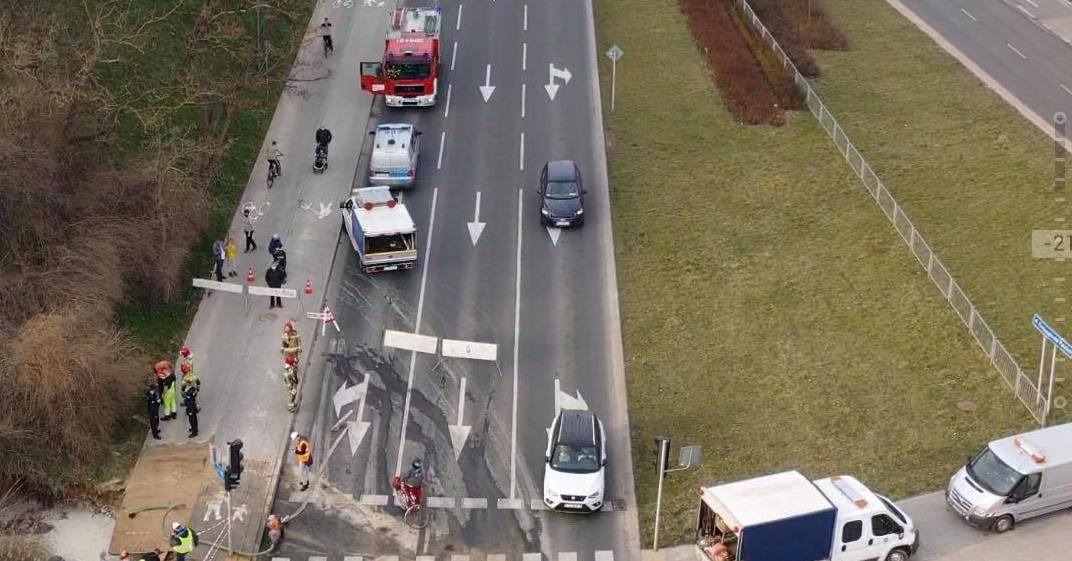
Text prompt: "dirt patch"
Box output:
[[750, 0, 848, 77], [677, 0, 790, 124]]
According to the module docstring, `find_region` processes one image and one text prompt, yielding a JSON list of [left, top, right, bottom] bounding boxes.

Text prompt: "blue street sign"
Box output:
[[1033, 314, 1072, 358]]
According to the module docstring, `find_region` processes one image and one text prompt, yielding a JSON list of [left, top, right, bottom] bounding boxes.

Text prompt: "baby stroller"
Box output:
[[313, 142, 329, 174]]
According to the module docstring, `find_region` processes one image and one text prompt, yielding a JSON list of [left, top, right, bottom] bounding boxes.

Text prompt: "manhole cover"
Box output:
[[956, 400, 977, 412]]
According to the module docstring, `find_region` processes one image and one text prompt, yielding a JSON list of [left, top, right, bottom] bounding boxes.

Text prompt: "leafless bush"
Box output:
[[0, 535, 48, 561]]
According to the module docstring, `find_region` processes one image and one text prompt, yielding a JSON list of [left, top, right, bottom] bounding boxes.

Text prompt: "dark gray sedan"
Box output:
[[539, 160, 586, 227]]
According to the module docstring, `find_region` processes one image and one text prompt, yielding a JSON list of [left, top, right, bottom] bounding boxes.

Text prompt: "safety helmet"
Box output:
[[172, 521, 182, 531], [180, 363, 191, 374], [412, 459, 422, 469], [284, 320, 296, 332], [180, 346, 191, 357], [290, 431, 299, 440], [272, 233, 280, 239]]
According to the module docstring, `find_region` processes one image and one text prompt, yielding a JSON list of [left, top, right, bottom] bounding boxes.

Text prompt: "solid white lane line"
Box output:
[[451, 40, 458, 71], [1025, 0, 1039, 8], [456, 3, 463, 30], [1017, 4, 1035, 17], [444, 83, 453, 117], [1007, 42, 1028, 59], [959, 7, 977, 21], [522, 42, 527, 71], [510, 188, 522, 498], [519, 132, 525, 171], [1062, 84, 1072, 96], [523, 4, 528, 30], [393, 188, 439, 477], [521, 83, 527, 118], [437, 131, 446, 169]]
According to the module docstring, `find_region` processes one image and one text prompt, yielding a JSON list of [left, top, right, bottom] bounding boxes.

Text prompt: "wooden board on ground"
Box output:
[[109, 441, 210, 555]]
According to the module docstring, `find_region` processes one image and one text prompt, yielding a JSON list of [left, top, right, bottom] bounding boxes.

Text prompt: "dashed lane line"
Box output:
[[461, 497, 488, 509]]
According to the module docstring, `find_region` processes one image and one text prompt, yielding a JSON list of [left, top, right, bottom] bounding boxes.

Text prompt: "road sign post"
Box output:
[[652, 437, 701, 551], [605, 44, 624, 112], [1033, 314, 1070, 426]]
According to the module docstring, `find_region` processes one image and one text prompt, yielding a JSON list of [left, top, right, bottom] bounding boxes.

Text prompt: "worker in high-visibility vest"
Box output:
[[169, 522, 197, 561], [292, 432, 313, 491], [155, 361, 177, 420]]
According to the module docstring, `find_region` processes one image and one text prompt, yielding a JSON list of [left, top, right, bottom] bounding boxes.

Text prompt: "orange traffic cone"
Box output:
[[247, 267, 255, 282]]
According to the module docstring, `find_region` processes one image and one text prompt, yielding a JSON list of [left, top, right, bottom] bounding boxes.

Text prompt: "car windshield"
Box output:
[[545, 181, 579, 199], [385, 60, 431, 79], [551, 444, 600, 473], [967, 447, 1022, 496]]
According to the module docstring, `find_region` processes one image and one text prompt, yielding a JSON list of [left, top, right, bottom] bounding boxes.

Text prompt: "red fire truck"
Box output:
[[360, 4, 442, 107]]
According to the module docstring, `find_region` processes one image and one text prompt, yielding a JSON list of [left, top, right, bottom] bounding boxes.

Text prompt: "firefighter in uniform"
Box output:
[[281, 320, 302, 367], [283, 355, 299, 412]]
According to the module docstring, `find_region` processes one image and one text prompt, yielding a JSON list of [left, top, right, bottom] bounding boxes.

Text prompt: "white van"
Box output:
[[368, 123, 420, 188], [947, 422, 1072, 533]]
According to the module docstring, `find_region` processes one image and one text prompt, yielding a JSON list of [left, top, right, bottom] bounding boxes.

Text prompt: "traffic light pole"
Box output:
[[226, 489, 233, 554]]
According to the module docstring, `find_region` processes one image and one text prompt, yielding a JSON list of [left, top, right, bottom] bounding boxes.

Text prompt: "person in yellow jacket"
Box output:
[[169, 522, 197, 561], [155, 360, 177, 420]]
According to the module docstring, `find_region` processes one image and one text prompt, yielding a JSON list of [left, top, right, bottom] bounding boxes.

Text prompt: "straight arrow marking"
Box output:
[[546, 226, 561, 246], [467, 191, 486, 245], [343, 380, 371, 457], [449, 376, 471, 459], [480, 64, 496, 102]]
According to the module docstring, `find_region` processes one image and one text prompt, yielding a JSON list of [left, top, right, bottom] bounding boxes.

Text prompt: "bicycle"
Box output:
[[392, 475, 427, 529]]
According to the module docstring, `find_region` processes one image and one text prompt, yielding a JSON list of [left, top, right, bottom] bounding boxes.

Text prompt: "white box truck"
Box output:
[[695, 471, 919, 561], [947, 422, 1072, 533], [340, 186, 417, 273]]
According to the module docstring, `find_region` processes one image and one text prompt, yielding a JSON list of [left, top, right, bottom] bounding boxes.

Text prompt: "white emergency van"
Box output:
[[368, 123, 420, 188], [947, 422, 1072, 532]]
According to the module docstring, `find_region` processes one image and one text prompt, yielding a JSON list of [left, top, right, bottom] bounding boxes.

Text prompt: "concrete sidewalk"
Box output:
[[109, 1, 391, 556]]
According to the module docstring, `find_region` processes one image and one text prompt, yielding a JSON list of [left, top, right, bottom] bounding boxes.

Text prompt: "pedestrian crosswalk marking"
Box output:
[[344, 557, 363, 561], [523, 553, 542, 561], [497, 498, 524, 509], [487, 555, 507, 561], [360, 494, 390, 506], [530, 499, 547, 510], [376, 556, 399, 561], [310, 557, 328, 561], [594, 552, 613, 561], [417, 556, 435, 561], [559, 553, 577, 561], [460, 497, 488, 509], [426, 496, 456, 508], [451, 555, 470, 561], [271, 558, 289, 561]]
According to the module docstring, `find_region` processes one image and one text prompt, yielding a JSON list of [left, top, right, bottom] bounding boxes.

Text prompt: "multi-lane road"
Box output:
[[890, 0, 1072, 136], [271, 0, 640, 560]]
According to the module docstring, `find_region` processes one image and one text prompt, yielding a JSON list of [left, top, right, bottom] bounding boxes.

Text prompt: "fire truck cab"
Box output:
[[361, 5, 442, 107]]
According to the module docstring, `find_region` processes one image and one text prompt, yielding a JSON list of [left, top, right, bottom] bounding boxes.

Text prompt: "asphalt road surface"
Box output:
[[271, 0, 640, 560], [891, 0, 1072, 134]]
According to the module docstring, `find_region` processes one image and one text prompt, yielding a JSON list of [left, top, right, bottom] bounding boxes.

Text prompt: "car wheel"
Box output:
[[993, 514, 1014, 533], [885, 548, 910, 561]]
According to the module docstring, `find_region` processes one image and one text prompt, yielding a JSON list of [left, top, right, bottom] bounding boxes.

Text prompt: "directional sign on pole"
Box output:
[[606, 44, 624, 62], [544, 63, 573, 101], [1033, 314, 1072, 358], [605, 44, 624, 112]]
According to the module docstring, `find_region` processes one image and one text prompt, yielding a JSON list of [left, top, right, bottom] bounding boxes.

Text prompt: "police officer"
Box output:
[[183, 383, 199, 438], [145, 383, 162, 440]]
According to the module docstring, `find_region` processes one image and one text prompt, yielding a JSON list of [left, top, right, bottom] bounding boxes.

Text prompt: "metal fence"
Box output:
[[734, 0, 1047, 423]]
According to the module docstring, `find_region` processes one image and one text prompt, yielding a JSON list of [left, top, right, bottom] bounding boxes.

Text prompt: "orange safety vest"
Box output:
[[294, 438, 312, 464]]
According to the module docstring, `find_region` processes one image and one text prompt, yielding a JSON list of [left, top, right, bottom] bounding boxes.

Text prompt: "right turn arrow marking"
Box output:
[[467, 191, 486, 245], [449, 376, 472, 459], [479, 64, 496, 102], [544, 63, 573, 101]]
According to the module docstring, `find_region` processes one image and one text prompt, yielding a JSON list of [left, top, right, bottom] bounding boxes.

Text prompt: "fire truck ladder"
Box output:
[[389, 3, 441, 37]]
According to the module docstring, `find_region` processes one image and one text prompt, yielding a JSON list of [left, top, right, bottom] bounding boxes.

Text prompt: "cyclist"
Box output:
[[320, 18, 334, 56], [401, 459, 424, 507], [267, 140, 284, 178]]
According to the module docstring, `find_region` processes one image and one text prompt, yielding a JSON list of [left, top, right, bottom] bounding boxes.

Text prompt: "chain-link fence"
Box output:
[[735, 0, 1046, 423]]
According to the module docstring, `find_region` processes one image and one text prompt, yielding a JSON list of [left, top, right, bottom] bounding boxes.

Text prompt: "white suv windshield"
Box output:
[[551, 444, 600, 473]]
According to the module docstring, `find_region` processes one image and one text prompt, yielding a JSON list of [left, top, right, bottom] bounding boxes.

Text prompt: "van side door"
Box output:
[[832, 518, 878, 561], [1008, 472, 1047, 519], [869, 513, 906, 556]]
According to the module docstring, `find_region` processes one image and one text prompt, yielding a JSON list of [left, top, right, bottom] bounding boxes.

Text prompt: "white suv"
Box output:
[[543, 409, 606, 513]]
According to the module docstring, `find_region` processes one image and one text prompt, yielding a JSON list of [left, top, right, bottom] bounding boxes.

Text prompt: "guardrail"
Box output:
[[734, 0, 1046, 423]]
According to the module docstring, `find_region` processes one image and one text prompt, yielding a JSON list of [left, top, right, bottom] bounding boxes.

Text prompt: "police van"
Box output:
[[368, 123, 421, 188]]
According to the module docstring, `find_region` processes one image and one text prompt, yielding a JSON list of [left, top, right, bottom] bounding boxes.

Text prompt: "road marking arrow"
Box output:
[[346, 380, 371, 456], [467, 191, 486, 245], [479, 64, 496, 102], [448, 376, 472, 459], [544, 63, 573, 101], [554, 376, 588, 415], [546, 226, 561, 246], [332, 380, 366, 417]]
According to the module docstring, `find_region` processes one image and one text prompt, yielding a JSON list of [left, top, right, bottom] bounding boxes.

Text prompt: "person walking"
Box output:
[[267, 513, 289, 552], [281, 320, 302, 365], [242, 203, 258, 253], [145, 383, 162, 440], [154, 361, 177, 420], [265, 261, 286, 308], [267, 140, 284, 177], [183, 383, 199, 438], [224, 235, 238, 277], [291, 432, 313, 491], [320, 17, 334, 56], [211, 238, 226, 282], [169, 522, 197, 561]]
